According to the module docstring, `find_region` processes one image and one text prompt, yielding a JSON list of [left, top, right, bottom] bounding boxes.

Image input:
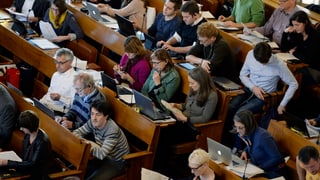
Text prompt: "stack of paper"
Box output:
[[29, 38, 59, 49], [275, 53, 299, 62]]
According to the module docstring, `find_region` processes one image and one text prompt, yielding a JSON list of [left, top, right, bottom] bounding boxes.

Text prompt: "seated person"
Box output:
[[43, 0, 84, 46], [222, 42, 298, 147], [297, 146, 320, 179], [146, 0, 182, 42], [186, 22, 236, 81], [9, 0, 51, 33], [141, 49, 181, 110], [281, 11, 320, 86], [218, 0, 264, 29], [0, 110, 52, 179], [73, 99, 130, 179], [233, 110, 285, 179], [0, 84, 17, 151], [56, 72, 106, 130], [188, 148, 215, 180], [40, 48, 77, 114], [98, 0, 146, 32], [87, 0, 122, 9], [113, 36, 151, 91], [252, 0, 300, 46], [157, 1, 207, 56]]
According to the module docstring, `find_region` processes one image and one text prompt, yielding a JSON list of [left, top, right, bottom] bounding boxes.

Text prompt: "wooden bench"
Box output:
[[3, 82, 91, 180], [267, 120, 320, 180], [100, 87, 161, 180]]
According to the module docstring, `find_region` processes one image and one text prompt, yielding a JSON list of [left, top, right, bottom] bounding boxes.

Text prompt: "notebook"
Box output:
[[283, 112, 319, 138], [115, 14, 136, 37], [133, 89, 170, 120], [212, 77, 242, 91], [207, 137, 245, 166], [143, 33, 156, 51], [100, 73, 135, 104], [32, 97, 55, 119], [86, 2, 110, 23]]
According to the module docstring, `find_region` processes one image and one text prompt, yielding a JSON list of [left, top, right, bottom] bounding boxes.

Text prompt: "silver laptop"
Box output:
[[207, 137, 245, 166], [133, 90, 170, 120], [86, 2, 111, 23], [32, 97, 55, 119]]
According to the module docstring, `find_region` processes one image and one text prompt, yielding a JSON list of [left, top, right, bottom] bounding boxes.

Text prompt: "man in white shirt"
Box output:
[[40, 48, 77, 114]]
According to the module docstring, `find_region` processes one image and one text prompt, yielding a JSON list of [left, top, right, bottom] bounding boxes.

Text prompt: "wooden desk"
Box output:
[[0, 18, 56, 78], [208, 159, 268, 180]]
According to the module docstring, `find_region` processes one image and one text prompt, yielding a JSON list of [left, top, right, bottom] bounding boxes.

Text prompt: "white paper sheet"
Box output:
[[29, 38, 59, 49], [0, 151, 22, 162], [39, 21, 57, 40]]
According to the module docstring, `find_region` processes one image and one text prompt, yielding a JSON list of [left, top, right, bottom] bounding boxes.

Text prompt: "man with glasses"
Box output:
[[56, 72, 106, 130], [186, 22, 236, 81], [253, 0, 300, 45], [40, 48, 77, 114]]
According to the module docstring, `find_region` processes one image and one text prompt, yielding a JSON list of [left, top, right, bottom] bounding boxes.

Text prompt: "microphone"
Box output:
[[73, 39, 79, 71], [242, 159, 249, 180]]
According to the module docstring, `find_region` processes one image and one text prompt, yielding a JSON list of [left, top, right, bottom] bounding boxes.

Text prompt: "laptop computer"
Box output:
[[115, 14, 136, 37], [11, 18, 27, 37], [283, 112, 319, 138], [133, 89, 170, 120], [178, 62, 196, 70], [143, 33, 156, 51], [212, 77, 242, 91], [207, 137, 245, 166], [86, 2, 110, 23], [32, 97, 55, 119]]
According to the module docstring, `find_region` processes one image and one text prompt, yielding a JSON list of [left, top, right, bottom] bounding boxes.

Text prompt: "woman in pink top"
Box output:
[[113, 36, 151, 91]]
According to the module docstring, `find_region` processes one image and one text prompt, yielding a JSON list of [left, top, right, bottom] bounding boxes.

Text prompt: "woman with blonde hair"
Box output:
[[188, 148, 215, 180]]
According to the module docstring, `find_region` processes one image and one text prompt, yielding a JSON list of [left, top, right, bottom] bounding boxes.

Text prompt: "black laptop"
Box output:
[[32, 98, 55, 119], [115, 14, 136, 37], [101, 72, 132, 95], [11, 18, 27, 37], [283, 112, 319, 138], [144, 33, 156, 51], [212, 77, 242, 91]]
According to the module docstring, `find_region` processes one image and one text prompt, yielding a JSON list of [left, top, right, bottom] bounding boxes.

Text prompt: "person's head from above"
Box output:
[[253, 42, 272, 64], [51, 0, 67, 18], [73, 73, 95, 97], [197, 22, 219, 47], [279, 0, 297, 12], [54, 48, 74, 73], [188, 66, 215, 96], [123, 35, 147, 60], [150, 48, 174, 72], [90, 99, 111, 129], [289, 11, 313, 35], [299, 146, 320, 175], [163, 0, 182, 17], [189, 148, 211, 177], [233, 110, 257, 137], [180, 1, 200, 25], [18, 110, 39, 134]]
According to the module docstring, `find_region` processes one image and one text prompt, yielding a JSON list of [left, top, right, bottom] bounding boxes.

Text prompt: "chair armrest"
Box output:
[[122, 151, 153, 160], [194, 120, 223, 128]]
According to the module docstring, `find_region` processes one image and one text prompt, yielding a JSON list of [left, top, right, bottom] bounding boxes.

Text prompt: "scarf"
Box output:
[[49, 9, 67, 29]]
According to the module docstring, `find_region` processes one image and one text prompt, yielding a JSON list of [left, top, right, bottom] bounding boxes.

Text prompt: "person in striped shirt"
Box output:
[[73, 99, 129, 180]]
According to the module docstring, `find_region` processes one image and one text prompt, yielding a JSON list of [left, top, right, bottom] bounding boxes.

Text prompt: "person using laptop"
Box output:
[[43, 0, 83, 46], [232, 110, 285, 179], [157, 1, 207, 56], [187, 148, 215, 180], [0, 84, 18, 151], [73, 99, 129, 179], [40, 48, 77, 114], [186, 22, 237, 81], [217, 0, 264, 29], [97, 0, 146, 32], [145, 0, 182, 42], [9, 0, 51, 33], [113, 36, 151, 91], [223, 42, 298, 146], [0, 110, 52, 179], [141, 49, 181, 110], [297, 146, 320, 180], [55, 73, 106, 130]]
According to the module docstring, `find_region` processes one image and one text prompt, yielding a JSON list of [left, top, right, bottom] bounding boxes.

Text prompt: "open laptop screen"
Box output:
[[115, 14, 136, 37]]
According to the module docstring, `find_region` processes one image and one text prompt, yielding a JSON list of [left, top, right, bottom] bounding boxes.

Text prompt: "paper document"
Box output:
[[39, 21, 57, 40], [275, 53, 299, 62], [227, 163, 264, 178], [237, 34, 267, 45], [141, 168, 169, 180], [0, 151, 22, 162], [161, 99, 180, 114], [201, 11, 215, 19], [72, 57, 87, 70], [5, 8, 27, 21], [0, 10, 11, 20], [29, 38, 59, 49], [213, 21, 239, 31]]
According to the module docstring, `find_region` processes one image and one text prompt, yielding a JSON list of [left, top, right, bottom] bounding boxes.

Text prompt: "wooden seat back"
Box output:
[[100, 87, 161, 180], [4, 83, 91, 180]]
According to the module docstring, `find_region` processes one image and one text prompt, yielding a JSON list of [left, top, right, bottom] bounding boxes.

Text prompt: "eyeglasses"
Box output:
[[74, 86, 87, 93], [233, 125, 245, 130], [189, 163, 204, 171], [54, 60, 69, 65], [151, 61, 162, 65]]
